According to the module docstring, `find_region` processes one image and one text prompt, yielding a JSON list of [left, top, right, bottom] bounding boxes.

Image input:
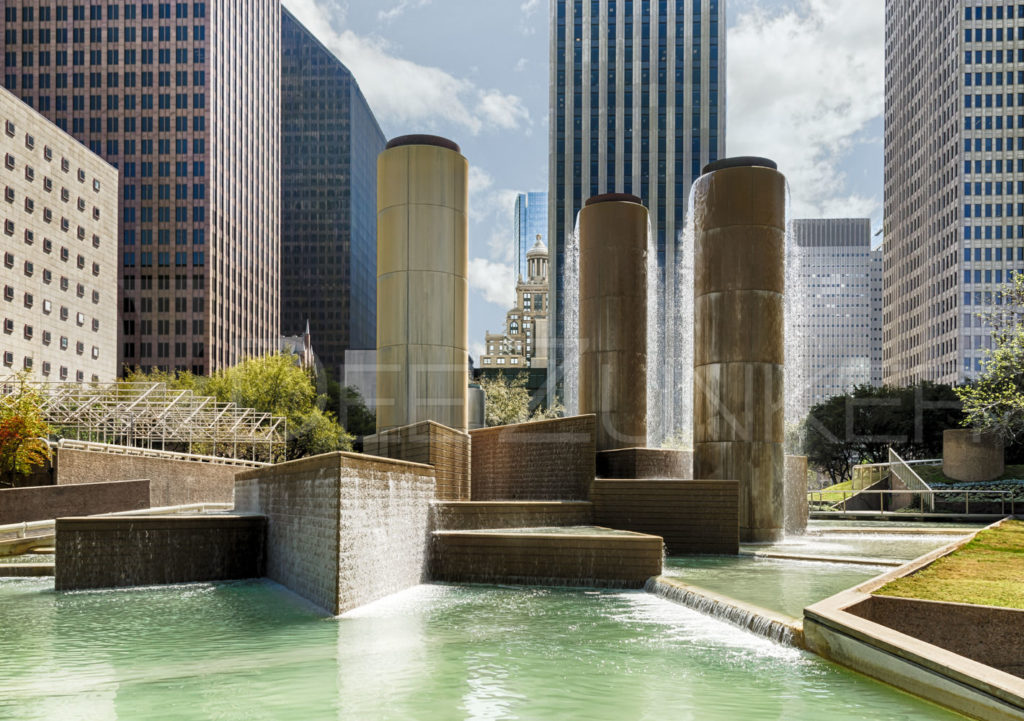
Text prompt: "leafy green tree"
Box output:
[[338, 385, 376, 436], [479, 372, 564, 427], [0, 373, 52, 487], [802, 382, 964, 485], [123, 354, 353, 460]]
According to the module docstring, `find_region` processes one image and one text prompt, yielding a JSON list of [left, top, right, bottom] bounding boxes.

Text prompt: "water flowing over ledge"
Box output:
[[645, 576, 804, 648]]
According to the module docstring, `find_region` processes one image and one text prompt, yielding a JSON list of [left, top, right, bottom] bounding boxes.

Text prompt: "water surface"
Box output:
[[0, 579, 965, 720]]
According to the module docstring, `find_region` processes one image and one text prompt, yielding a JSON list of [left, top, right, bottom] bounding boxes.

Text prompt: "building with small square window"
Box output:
[[480, 238, 550, 372], [884, 0, 1024, 384], [1, 0, 280, 375], [0, 85, 118, 381]]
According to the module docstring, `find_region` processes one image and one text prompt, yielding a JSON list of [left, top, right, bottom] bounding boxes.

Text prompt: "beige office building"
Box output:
[[1, 86, 118, 381], [480, 238, 550, 372]]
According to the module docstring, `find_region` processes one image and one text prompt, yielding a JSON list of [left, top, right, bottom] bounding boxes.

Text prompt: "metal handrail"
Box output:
[[807, 488, 1017, 516], [55, 439, 270, 468], [888, 448, 935, 511]]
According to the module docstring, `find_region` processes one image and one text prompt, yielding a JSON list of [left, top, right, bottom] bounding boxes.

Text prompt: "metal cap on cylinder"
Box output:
[[385, 134, 462, 154]]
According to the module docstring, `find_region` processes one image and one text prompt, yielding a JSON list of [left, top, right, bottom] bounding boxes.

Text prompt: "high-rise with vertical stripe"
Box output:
[[884, 0, 1024, 384], [548, 0, 725, 405]]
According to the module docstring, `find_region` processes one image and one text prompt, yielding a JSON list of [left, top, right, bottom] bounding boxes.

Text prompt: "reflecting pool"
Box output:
[[0, 579, 965, 720]]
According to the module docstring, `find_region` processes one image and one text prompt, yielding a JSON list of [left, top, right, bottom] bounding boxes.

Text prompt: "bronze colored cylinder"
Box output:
[[578, 194, 648, 451], [693, 158, 786, 543], [376, 135, 468, 432]]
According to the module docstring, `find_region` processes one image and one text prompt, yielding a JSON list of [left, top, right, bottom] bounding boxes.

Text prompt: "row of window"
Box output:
[[0, 352, 95, 382], [964, 224, 1024, 239], [964, 269, 1024, 283], [3, 119, 103, 192], [2, 319, 99, 352], [3, 2, 207, 22], [3, 285, 103, 327], [122, 251, 204, 267], [3, 243, 103, 284], [964, 247, 1024, 261], [965, 92, 1024, 108], [122, 274, 205, 291], [122, 342, 204, 359], [965, 49, 1024, 64], [964, 5, 1024, 20], [122, 318, 204, 336], [6, 27, 208, 46], [964, 27, 1024, 42]]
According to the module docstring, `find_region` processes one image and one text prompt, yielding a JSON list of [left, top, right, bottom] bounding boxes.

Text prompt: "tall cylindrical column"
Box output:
[[578, 194, 648, 451], [376, 135, 468, 432], [693, 158, 786, 543]]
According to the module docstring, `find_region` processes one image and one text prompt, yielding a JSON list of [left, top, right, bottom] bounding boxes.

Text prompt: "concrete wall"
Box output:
[[596, 448, 692, 479], [784, 455, 808, 535], [943, 429, 1005, 483], [592, 479, 739, 554], [55, 515, 266, 591], [363, 420, 470, 500], [470, 415, 596, 501], [0, 480, 150, 524], [849, 595, 1024, 679], [430, 529, 662, 587], [235, 452, 436, 615], [55, 448, 239, 506], [432, 501, 593, 531]]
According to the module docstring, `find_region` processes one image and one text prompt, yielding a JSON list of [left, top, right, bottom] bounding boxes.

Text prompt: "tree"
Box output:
[[123, 354, 353, 460], [338, 385, 376, 437], [802, 382, 964, 485], [0, 373, 52, 487], [956, 278, 1024, 443], [478, 372, 564, 427]]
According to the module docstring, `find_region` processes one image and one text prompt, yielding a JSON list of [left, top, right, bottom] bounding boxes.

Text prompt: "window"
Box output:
[[2, 319, 12, 333]]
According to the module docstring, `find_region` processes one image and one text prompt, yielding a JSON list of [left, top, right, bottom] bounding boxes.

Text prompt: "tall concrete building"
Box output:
[[548, 0, 725, 403], [0, 85, 119, 381], [792, 219, 883, 414], [2, 0, 280, 375], [514, 191, 547, 280], [884, 0, 1024, 384], [281, 8, 385, 377]]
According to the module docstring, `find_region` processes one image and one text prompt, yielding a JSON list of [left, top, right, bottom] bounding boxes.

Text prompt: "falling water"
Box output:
[[645, 577, 799, 647], [645, 216, 664, 447], [783, 184, 809, 429], [563, 217, 581, 416]]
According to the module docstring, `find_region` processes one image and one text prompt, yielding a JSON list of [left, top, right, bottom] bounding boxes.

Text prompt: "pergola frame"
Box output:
[[0, 379, 286, 462]]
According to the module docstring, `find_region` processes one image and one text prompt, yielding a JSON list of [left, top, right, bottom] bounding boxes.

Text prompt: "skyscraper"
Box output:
[[280, 8, 386, 376], [884, 0, 1024, 384], [792, 218, 883, 414], [548, 0, 725, 405], [2, 0, 280, 375], [514, 191, 548, 280]]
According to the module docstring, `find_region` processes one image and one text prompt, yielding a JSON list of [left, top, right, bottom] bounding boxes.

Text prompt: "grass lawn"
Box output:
[[875, 520, 1024, 610], [915, 464, 1024, 485]]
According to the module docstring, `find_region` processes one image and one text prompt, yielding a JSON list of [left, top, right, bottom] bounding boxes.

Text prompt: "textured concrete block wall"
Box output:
[[431, 501, 594, 531], [235, 452, 436, 615], [849, 595, 1024, 679], [942, 429, 1005, 483], [364, 420, 470, 500], [591, 479, 739, 554], [470, 415, 596, 500], [596, 448, 693, 479], [430, 530, 662, 587], [0, 479, 150, 524], [55, 448, 238, 506], [55, 515, 266, 591]]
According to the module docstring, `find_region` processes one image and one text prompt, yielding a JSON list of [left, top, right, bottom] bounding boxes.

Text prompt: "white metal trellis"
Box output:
[[0, 378, 286, 462]]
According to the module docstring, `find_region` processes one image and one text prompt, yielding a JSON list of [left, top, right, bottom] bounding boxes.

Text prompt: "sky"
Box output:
[[281, 0, 885, 361]]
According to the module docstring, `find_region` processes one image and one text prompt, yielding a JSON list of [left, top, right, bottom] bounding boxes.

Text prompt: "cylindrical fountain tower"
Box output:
[[693, 158, 786, 543], [376, 135, 469, 432], [578, 194, 648, 452]]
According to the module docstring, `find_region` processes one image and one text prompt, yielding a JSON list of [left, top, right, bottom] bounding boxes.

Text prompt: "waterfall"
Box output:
[[563, 217, 580, 416], [645, 577, 801, 647], [783, 185, 809, 428]]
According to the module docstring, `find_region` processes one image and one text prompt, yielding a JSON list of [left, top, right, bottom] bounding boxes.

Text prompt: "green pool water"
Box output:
[[0, 579, 964, 720], [662, 556, 889, 618]]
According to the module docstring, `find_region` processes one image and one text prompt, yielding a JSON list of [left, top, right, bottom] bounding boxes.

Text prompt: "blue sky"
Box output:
[[282, 0, 884, 360]]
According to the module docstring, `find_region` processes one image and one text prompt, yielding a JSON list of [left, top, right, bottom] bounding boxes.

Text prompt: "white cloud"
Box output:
[[469, 258, 516, 307], [728, 0, 883, 219], [470, 341, 487, 362], [521, 0, 541, 15], [519, 0, 543, 34], [283, 0, 530, 135], [377, 0, 430, 23], [514, 57, 529, 72]]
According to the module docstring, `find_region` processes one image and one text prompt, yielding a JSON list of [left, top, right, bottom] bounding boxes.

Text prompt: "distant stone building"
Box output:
[[0, 85, 118, 382], [480, 239, 549, 373], [792, 218, 883, 413], [280, 320, 314, 369]]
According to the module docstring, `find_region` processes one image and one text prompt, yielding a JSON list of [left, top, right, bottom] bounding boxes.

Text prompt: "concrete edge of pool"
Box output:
[[803, 518, 1024, 721]]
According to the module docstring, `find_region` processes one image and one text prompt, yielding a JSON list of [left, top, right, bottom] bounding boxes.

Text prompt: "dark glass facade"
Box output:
[[549, 0, 724, 402], [281, 9, 384, 376]]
